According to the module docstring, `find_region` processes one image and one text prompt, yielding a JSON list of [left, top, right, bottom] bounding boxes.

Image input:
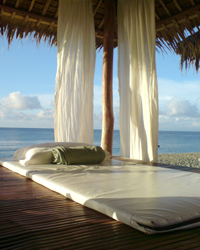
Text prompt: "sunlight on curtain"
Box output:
[[55, 0, 96, 144], [118, 0, 158, 162]]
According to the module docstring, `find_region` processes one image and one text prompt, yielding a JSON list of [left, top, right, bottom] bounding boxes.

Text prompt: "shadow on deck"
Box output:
[[1, 164, 200, 249]]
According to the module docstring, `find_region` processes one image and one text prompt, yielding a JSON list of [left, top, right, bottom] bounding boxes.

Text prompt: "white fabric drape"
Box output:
[[118, 0, 158, 162], [54, 0, 96, 144]]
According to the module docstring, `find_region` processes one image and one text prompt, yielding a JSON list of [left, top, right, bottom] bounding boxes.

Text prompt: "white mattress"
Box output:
[[1, 158, 200, 234]]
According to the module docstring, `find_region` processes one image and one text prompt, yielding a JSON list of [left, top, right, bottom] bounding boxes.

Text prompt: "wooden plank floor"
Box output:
[[1, 165, 200, 250]]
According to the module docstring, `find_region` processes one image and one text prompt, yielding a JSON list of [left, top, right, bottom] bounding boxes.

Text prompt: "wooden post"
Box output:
[[101, 0, 115, 154]]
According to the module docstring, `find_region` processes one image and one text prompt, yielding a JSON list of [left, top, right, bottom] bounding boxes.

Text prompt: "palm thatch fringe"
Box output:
[[176, 31, 200, 72], [0, 15, 57, 46], [1, 0, 200, 56]]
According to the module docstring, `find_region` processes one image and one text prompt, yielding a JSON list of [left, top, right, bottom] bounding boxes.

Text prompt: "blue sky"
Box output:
[[0, 37, 200, 131]]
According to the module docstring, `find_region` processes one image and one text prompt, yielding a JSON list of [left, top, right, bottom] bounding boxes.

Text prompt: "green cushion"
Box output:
[[52, 146, 106, 165]]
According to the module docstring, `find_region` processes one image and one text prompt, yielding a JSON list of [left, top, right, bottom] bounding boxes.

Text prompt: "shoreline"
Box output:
[[158, 152, 200, 168]]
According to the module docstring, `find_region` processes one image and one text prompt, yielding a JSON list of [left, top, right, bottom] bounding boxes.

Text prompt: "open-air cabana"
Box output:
[[1, 0, 200, 249], [1, 0, 200, 159]]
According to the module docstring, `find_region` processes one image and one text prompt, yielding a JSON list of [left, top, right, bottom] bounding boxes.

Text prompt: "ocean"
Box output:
[[0, 127, 200, 159]]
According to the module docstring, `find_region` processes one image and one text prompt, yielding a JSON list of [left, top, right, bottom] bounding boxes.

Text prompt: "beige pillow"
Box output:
[[20, 148, 53, 166], [104, 151, 112, 160]]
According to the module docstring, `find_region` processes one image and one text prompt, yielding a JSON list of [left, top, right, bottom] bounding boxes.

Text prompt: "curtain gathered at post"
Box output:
[[118, 0, 158, 162], [54, 0, 96, 144]]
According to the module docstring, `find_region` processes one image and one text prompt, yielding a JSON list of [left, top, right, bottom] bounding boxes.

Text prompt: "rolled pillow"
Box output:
[[19, 146, 112, 166], [13, 142, 92, 160], [52, 146, 106, 165], [20, 148, 53, 166]]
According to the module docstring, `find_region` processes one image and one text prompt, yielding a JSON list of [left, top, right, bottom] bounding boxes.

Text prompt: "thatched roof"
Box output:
[[1, 0, 200, 52], [176, 31, 200, 71]]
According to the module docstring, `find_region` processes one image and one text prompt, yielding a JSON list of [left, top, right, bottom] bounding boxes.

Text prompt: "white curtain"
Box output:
[[54, 0, 96, 144], [118, 0, 158, 162]]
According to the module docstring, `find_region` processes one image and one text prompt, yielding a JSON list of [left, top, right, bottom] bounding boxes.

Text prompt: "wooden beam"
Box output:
[[15, 0, 21, 8], [29, 0, 35, 12], [54, 9, 58, 18], [159, 0, 171, 16], [93, 0, 103, 17], [11, 0, 21, 18], [156, 3, 200, 28], [101, 0, 115, 154], [173, 0, 182, 12], [0, 4, 57, 23], [98, 17, 104, 29], [190, 0, 195, 6], [155, 12, 160, 20], [156, 13, 199, 32], [0, 10, 57, 27], [42, 0, 51, 15]]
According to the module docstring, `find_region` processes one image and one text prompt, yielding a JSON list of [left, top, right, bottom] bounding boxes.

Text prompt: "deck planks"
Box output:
[[1, 165, 200, 249]]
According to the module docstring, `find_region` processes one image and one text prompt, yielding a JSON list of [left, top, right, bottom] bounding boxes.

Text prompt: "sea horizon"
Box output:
[[1, 126, 200, 133], [0, 127, 200, 159]]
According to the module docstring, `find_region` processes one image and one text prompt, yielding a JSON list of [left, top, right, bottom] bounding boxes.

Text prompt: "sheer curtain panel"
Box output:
[[118, 0, 158, 162], [55, 0, 96, 144]]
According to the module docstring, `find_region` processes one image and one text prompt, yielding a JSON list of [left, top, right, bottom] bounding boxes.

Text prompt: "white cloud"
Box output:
[[0, 109, 54, 128], [159, 115, 200, 131], [114, 107, 119, 129], [3, 80, 200, 131], [51, 100, 55, 107], [162, 97, 199, 117], [93, 112, 102, 129], [0, 108, 54, 121], [157, 77, 200, 131], [37, 109, 54, 119], [1, 91, 41, 110], [0, 92, 54, 128], [37, 94, 54, 109], [158, 78, 200, 109], [93, 85, 102, 113], [159, 97, 200, 131]]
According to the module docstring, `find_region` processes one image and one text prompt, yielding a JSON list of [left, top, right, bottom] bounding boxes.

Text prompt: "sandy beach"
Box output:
[[158, 153, 200, 168]]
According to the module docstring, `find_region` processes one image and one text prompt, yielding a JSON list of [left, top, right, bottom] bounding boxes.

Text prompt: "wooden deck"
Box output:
[[1, 164, 200, 250]]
